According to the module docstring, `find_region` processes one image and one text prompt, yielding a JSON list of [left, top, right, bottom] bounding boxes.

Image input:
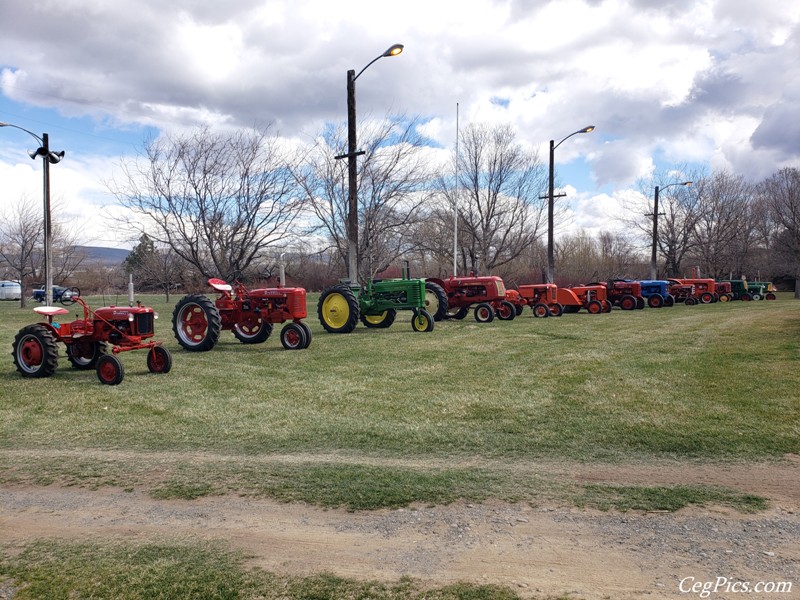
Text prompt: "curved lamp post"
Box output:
[[545, 125, 594, 284], [0, 122, 65, 307], [335, 43, 403, 284], [649, 180, 692, 280]]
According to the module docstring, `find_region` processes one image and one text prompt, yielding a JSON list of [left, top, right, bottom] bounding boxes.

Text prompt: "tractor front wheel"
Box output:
[[411, 309, 434, 332], [474, 303, 495, 323], [361, 309, 397, 329], [147, 346, 173, 374], [297, 321, 313, 348], [620, 295, 637, 311], [12, 325, 59, 378], [685, 297, 697, 305], [317, 285, 360, 333], [172, 294, 222, 351], [96, 354, 125, 385], [533, 303, 550, 318], [496, 300, 516, 321], [67, 340, 106, 370], [280, 322, 308, 349], [549, 303, 564, 317], [586, 300, 603, 314], [700, 292, 714, 304], [424, 282, 448, 321], [765, 292, 777, 300], [648, 294, 664, 308]]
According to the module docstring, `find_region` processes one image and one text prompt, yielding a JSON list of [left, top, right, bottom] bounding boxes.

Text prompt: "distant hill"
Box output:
[[76, 246, 130, 266]]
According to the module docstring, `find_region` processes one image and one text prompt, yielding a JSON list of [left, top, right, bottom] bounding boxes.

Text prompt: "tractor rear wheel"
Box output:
[[514, 304, 524, 316], [424, 282, 448, 321], [280, 322, 308, 349], [533, 303, 550, 318], [685, 297, 697, 305], [67, 340, 106, 370], [648, 294, 664, 308], [700, 292, 714, 304], [740, 293, 752, 301], [664, 294, 675, 307], [172, 294, 222, 352], [496, 300, 516, 321], [96, 354, 125, 385], [147, 346, 172, 374], [411, 309, 434, 332], [636, 297, 646, 309], [765, 292, 777, 300], [318, 285, 360, 333], [13, 324, 59, 378], [586, 300, 603, 314], [620, 295, 637, 311], [233, 317, 273, 344], [474, 303, 495, 323], [719, 293, 730, 302], [361, 309, 397, 328]]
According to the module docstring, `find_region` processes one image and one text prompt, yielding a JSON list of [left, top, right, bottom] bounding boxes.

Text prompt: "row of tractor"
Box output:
[[10, 270, 776, 386]]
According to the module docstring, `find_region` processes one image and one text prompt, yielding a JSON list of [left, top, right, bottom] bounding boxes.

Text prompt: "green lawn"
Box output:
[[1, 292, 798, 599]]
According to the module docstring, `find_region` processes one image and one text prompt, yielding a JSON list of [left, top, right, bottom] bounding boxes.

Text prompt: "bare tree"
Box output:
[[109, 126, 303, 282], [0, 196, 40, 308], [690, 171, 754, 278], [293, 116, 434, 281], [453, 123, 547, 274], [758, 167, 800, 297]]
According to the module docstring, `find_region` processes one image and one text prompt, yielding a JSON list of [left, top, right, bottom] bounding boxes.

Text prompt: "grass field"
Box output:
[[1, 292, 798, 598]]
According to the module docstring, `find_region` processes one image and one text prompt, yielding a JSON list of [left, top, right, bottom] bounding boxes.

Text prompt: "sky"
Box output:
[[1, 0, 799, 250]]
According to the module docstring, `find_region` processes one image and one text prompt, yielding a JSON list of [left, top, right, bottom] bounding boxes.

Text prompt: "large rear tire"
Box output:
[[317, 285, 360, 333], [12, 324, 59, 378], [424, 282, 448, 321], [648, 294, 664, 308], [446, 306, 469, 320], [172, 294, 222, 351]]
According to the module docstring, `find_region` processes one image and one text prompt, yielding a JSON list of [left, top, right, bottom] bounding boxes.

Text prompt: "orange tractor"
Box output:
[[425, 274, 516, 323]]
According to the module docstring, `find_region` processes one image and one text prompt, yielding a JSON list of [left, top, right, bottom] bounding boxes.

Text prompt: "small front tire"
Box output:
[[146, 346, 172, 374], [96, 354, 125, 385], [411, 309, 434, 332], [280, 322, 308, 349]]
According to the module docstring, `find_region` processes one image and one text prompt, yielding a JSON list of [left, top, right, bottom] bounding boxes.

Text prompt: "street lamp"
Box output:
[[335, 43, 403, 284], [544, 125, 594, 284], [649, 180, 692, 280], [0, 122, 65, 307]]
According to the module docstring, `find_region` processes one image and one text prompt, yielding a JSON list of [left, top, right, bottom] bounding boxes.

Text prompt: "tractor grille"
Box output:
[[136, 312, 154, 336]]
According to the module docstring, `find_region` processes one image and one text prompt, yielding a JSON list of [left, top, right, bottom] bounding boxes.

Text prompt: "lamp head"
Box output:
[[580, 125, 595, 134], [383, 44, 404, 57], [683, 181, 692, 187], [48, 150, 65, 164]]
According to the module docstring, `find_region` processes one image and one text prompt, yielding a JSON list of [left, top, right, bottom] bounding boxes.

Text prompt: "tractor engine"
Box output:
[[93, 306, 156, 344]]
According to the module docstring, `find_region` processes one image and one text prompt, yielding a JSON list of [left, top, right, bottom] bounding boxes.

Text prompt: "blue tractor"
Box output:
[[636, 280, 676, 308]]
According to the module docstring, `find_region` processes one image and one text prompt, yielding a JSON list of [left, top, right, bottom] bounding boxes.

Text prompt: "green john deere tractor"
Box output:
[[317, 266, 436, 334]]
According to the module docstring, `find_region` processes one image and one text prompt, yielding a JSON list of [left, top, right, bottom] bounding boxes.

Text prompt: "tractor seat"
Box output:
[[34, 306, 69, 316], [208, 278, 232, 292]]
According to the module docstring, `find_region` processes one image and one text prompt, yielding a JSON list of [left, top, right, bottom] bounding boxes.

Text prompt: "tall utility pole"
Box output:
[[649, 181, 692, 280]]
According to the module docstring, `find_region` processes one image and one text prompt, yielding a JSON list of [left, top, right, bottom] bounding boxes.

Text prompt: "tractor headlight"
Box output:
[[154, 312, 159, 319], [128, 313, 135, 322]]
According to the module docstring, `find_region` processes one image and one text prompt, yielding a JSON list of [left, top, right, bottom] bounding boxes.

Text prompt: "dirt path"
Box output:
[[3, 456, 800, 598]]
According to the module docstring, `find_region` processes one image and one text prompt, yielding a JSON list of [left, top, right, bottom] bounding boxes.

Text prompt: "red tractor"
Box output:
[[667, 281, 699, 305], [172, 278, 311, 351], [425, 274, 516, 323], [673, 278, 718, 303], [560, 285, 613, 314], [12, 294, 172, 385], [516, 283, 565, 317], [589, 280, 646, 311]]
